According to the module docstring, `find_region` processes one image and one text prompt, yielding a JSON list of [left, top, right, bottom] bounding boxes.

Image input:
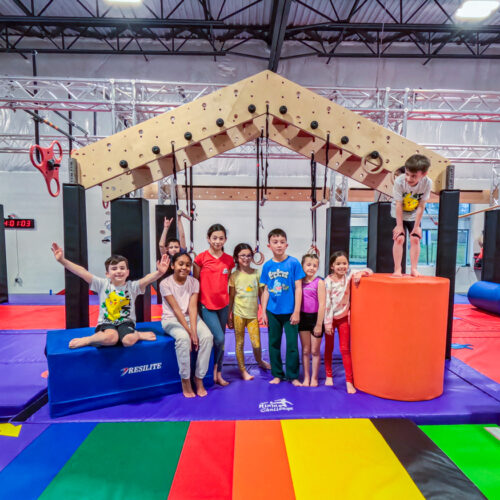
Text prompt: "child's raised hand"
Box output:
[[164, 217, 173, 230], [51, 243, 64, 262], [157, 254, 170, 274]]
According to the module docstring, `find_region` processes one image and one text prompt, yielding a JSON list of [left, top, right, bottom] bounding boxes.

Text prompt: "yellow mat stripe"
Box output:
[[281, 419, 424, 500]]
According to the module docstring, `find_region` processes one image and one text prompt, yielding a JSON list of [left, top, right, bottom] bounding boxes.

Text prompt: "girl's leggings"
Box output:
[[233, 315, 261, 373], [201, 305, 229, 373], [324, 315, 353, 383]]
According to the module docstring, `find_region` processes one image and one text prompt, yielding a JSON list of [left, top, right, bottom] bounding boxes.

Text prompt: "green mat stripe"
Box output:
[[420, 424, 500, 500], [39, 421, 189, 500]]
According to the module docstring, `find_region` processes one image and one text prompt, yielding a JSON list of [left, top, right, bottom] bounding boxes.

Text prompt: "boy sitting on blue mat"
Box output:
[[51, 243, 169, 349]]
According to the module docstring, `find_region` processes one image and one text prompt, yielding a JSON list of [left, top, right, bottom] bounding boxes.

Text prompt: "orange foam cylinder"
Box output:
[[351, 274, 449, 401]]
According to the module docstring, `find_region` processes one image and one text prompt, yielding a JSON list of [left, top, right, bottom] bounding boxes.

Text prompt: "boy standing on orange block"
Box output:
[[391, 154, 432, 277]]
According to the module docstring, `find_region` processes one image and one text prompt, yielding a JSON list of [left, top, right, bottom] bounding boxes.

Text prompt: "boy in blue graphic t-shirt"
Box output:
[[260, 228, 305, 385]]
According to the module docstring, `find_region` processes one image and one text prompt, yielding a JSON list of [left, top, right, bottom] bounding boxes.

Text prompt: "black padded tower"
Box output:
[[62, 184, 89, 328], [111, 198, 151, 322], [155, 204, 178, 304], [0, 205, 8, 303], [435, 190, 460, 359], [367, 202, 406, 273], [324, 207, 351, 276], [481, 209, 500, 284]]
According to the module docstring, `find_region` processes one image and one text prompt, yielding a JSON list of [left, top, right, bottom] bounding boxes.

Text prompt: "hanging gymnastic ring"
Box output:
[[307, 245, 320, 257], [188, 250, 197, 260], [361, 151, 385, 175], [253, 250, 265, 265]]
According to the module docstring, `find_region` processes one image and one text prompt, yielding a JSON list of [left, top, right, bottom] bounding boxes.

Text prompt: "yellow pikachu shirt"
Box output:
[[229, 269, 263, 319], [91, 276, 144, 326], [390, 175, 432, 221]]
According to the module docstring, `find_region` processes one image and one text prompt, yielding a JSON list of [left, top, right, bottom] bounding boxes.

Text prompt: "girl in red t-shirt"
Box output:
[[194, 224, 235, 386]]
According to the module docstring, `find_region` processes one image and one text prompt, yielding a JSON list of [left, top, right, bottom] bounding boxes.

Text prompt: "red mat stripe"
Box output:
[[168, 421, 235, 500], [0, 305, 163, 330]]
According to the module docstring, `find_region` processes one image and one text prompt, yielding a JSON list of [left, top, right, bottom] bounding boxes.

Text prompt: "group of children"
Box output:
[[52, 153, 432, 398]]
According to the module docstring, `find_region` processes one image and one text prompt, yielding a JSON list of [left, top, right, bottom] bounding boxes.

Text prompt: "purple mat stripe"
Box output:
[[0, 333, 47, 363], [0, 423, 50, 472], [448, 357, 500, 403], [454, 294, 470, 305], [26, 363, 500, 425], [0, 330, 47, 335]]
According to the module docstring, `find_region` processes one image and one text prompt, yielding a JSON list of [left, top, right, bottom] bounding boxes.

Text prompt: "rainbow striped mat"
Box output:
[[0, 419, 498, 499]]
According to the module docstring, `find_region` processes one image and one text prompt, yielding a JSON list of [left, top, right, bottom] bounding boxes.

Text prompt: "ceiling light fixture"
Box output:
[[455, 0, 499, 20], [105, 0, 143, 5]]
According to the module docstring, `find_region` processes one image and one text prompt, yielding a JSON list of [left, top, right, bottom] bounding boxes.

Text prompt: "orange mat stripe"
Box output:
[[233, 420, 295, 500]]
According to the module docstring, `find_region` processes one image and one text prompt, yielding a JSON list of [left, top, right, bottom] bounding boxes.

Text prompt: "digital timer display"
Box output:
[[3, 218, 35, 229]]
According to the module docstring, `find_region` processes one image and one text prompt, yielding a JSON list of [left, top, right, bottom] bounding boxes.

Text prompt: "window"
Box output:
[[409, 228, 469, 266], [350, 226, 368, 265]]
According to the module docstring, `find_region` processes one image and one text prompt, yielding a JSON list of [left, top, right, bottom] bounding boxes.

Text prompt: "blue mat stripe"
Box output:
[[0, 423, 95, 499]]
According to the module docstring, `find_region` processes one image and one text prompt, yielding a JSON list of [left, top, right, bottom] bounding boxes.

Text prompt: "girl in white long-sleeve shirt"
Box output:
[[324, 251, 372, 393]]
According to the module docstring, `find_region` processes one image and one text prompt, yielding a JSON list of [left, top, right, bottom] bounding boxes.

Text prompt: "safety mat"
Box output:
[[1, 419, 497, 499]]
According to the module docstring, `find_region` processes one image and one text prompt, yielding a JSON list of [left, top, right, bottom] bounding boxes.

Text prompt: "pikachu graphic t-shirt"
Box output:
[[390, 175, 432, 221], [91, 277, 144, 326]]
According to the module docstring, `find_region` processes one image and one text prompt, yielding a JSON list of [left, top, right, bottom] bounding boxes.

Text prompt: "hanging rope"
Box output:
[[261, 104, 270, 205], [184, 159, 189, 217], [323, 133, 330, 201], [253, 136, 264, 265], [171, 143, 179, 211], [309, 152, 320, 256], [188, 163, 196, 257]]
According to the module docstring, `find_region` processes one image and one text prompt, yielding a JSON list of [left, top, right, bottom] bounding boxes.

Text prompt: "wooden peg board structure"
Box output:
[[72, 71, 450, 201]]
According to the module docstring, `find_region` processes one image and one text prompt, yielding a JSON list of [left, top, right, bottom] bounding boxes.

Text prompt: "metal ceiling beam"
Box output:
[[268, 0, 292, 71], [0, 16, 226, 29], [286, 22, 500, 35]]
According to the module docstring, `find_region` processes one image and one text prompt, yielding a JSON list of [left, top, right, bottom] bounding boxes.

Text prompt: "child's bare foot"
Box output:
[[346, 382, 357, 394], [291, 379, 302, 387], [258, 360, 271, 370], [310, 378, 319, 387], [194, 377, 208, 397], [181, 379, 196, 398], [138, 331, 156, 341], [302, 378, 310, 387], [392, 270, 403, 278], [69, 336, 91, 349], [269, 377, 281, 384], [325, 376, 334, 386], [193, 377, 207, 397], [410, 268, 421, 277], [241, 370, 254, 381], [215, 373, 230, 386]]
